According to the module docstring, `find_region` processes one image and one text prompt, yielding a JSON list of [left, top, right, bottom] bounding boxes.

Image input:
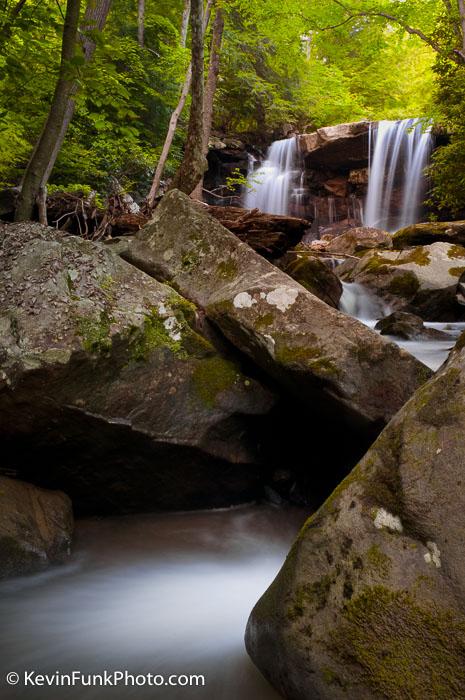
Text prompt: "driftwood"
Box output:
[[204, 205, 311, 258]]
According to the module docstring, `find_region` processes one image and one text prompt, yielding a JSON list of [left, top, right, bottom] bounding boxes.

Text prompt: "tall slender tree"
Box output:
[[191, 6, 224, 200], [15, 0, 112, 221], [146, 0, 213, 208]]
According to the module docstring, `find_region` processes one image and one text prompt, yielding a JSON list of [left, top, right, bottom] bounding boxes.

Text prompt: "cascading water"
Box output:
[[364, 119, 432, 232], [244, 137, 302, 216]]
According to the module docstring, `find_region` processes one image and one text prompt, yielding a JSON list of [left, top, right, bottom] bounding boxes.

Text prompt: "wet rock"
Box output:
[[0, 222, 273, 514], [122, 190, 431, 433], [0, 477, 73, 579], [375, 311, 450, 340], [246, 346, 465, 699], [326, 226, 392, 256], [299, 121, 370, 169], [279, 252, 342, 308], [338, 241, 465, 320], [393, 220, 465, 250]]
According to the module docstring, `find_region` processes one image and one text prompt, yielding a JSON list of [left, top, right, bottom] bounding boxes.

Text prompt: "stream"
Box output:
[[339, 281, 464, 371], [0, 505, 306, 700]]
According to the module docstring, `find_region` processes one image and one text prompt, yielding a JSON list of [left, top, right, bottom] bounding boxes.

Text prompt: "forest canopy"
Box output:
[[0, 0, 464, 213]]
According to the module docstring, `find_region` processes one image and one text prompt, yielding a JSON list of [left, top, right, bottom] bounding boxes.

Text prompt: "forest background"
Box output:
[[1, 0, 464, 218]]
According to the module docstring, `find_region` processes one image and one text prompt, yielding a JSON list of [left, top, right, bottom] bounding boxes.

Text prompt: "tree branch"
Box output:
[[329, 0, 465, 65]]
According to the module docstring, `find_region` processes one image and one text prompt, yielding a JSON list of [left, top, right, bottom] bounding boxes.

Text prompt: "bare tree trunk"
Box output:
[[137, 0, 145, 47], [146, 0, 212, 208], [180, 0, 190, 47], [191, 7, 224, 201], [459, 0, 465, 56], [15, 0, 82, 221], [15, 0, 111, 221]]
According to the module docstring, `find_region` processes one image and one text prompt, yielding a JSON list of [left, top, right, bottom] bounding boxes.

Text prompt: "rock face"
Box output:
[[123, 190, 431, 432], [0, 222, 273, 514], [279, 252, 343, 308], [246, 347, 465, 699], [375, 311, 450, 341], [337, 241, 465, 320], [326, 227, 392, 256], [299, 121, 370, 169], [0, 477, 73, 578], [393, 221, 465, 250]]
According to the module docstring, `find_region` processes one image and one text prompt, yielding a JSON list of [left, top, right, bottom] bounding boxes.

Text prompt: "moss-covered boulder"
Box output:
[[122, 190, 430, 433], [0, 477, 73, 579], [0, 222, 273, 514], [326, 226, 392, 256], [337, 241, 465, 320], [279, 252, 343, 308], [246, 346, 465, 699], [393, 220, 465, 250]]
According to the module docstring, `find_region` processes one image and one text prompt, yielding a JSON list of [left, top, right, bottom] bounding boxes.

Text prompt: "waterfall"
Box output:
[[364, 119, 432, 232], [244, 137, 301, 216]]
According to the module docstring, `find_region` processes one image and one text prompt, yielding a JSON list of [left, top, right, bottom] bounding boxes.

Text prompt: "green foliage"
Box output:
[[0, 0, 460, 208]]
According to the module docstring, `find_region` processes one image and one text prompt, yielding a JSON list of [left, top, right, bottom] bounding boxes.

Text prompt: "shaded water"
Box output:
[[0, 506, 306, 699]]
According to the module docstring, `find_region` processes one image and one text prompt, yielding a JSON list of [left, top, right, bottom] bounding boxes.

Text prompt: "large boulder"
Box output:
[[337, 241, 465, 320], [0, 222, 273, 514], [299, 121, 370, 169], [122, 190, 431, 433], [246, 346, 465, 699], [393, 220, 465, 250], [326, 226, 392, 256], [0, 477, 73, 579], [279, 252, 343, 308]]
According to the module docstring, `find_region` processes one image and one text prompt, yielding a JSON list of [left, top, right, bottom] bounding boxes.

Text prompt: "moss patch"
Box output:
[[366, 544, 392, 579], [217, 259, 238, 280], [76, 311, 113, 355], [192, 356, 240, 407], [288, 575, 333, 621], [330, 586, 465, 699], [448, 266, 465, 278], [387, 272, 420, 299]]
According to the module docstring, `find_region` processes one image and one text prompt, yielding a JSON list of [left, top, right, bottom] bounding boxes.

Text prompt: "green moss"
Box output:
[[415, 367, 461, 427], [448, 266, 465, 277], [255, 313, 274, 329], [181, 250, 200, 271], [288, 575, 333, 621], [128, 309, 187, 361], [76, 311, 113, 355], [322, 667, 345, 688], [191, 356, 240, 407], [330, 586, 465, 699], [275, 343, 340, 377], [387, 272, 420, 298], [447, 244, 465, 259], [366, 544, 392, 579], [217, 259, 238, 280]]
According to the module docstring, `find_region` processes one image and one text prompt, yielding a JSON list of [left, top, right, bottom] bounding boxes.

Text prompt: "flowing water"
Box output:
[[364, 119, 432, 232], [244, 138, 302, 216], [0, 505, 306, 700], [339, 282, 463, 371]]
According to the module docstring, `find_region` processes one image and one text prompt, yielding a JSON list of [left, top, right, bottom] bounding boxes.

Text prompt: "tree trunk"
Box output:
[[137, 0, 145, 47], [15, 0, 111, 222], [191, 7, 224, 201], [459, 0, 465, 56], [146, 0, 212, 208], [15, 0, 82, 221], [180, 0, 190, 48]]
